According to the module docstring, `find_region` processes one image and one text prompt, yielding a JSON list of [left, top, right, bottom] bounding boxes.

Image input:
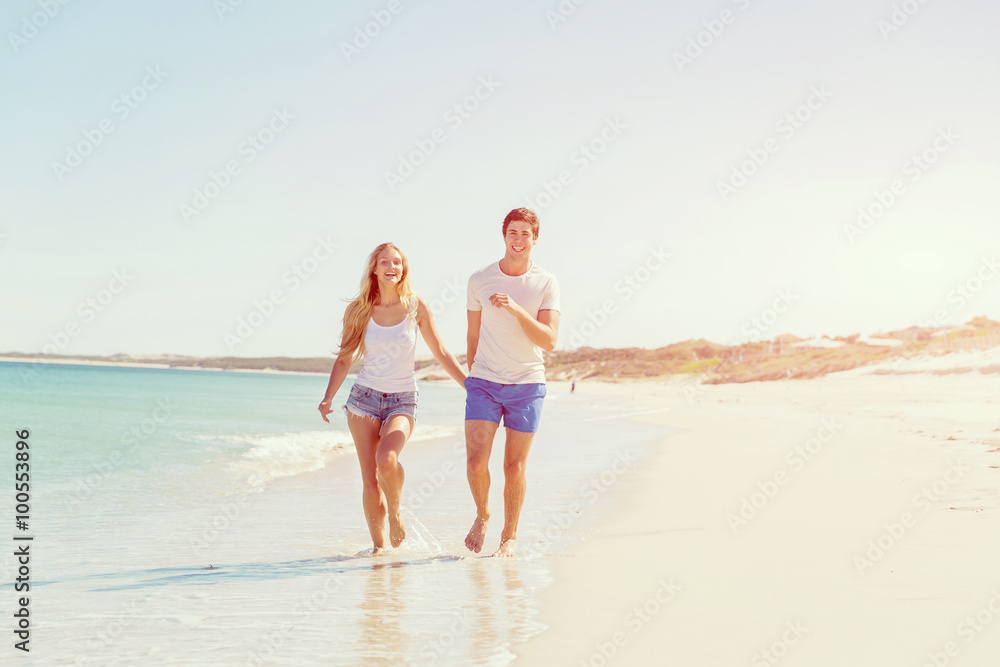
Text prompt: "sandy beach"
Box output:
[[518, 352, 1000, 666], [4, 351, 999, 664]]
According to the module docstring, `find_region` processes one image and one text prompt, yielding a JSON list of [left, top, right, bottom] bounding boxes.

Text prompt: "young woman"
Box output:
[[319, 242, 466, 553]]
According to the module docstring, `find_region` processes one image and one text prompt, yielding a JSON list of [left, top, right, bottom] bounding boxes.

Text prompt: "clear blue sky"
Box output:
[[3, 0, 998, 357]]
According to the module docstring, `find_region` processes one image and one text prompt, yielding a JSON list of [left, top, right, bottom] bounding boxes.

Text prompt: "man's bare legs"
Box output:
[[377, 414, 413, 548], [466, 421, 535, 557], [493, 428, 534, 558], [348, 413, 387, 553], [465, 419, 499, 553]]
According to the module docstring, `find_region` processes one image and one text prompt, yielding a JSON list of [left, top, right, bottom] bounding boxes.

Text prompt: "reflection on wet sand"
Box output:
[[501, 560, 539, 644], [469, 559, 499, 658], [357, 561, 407, 663]]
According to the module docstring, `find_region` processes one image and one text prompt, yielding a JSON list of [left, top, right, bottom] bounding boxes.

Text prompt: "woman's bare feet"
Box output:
[[388, 512, 407, 547], [465, 517, 489, 553], [356, 545, 386, 557]]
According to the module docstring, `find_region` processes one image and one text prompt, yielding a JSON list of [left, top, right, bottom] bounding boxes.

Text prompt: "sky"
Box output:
[[2, 0, 999, 358]]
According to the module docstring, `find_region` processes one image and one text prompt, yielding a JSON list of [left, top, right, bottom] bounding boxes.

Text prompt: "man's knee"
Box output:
[[504, 458, 526, 478], [466, 422, 496, 446], [467, 448, 490, 474]]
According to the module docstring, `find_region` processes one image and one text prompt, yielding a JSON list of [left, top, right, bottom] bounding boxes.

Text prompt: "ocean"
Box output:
[[1, 361, 672, 665]]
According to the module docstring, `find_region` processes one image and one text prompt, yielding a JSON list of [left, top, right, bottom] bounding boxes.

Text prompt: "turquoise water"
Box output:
[[1, 362, 673, 665]]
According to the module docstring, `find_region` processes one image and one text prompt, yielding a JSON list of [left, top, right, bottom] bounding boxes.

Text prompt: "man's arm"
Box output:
[[467, 309, 482, 371], [488, 293, 559, 351], [533, 309, 560, 351]]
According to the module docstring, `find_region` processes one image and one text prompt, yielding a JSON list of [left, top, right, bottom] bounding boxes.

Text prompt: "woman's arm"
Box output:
[[319, 340, 354, 422], [416, 296, 468, 387]]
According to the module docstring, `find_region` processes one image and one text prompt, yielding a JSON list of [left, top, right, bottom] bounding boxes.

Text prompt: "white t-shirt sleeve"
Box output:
[[540, 275, 560, 313], [467, 274, 482, 312]]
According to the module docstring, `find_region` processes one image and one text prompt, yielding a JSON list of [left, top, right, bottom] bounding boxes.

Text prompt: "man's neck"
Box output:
[[498, 256, 532, 277]]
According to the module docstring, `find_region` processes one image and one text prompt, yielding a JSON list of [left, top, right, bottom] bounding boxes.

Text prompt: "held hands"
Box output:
[[318, 398, 333, 423]]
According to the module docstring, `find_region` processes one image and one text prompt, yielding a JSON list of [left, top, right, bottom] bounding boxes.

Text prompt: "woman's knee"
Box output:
[[361, 476, 381, 496], [375, 447, 399, 472]]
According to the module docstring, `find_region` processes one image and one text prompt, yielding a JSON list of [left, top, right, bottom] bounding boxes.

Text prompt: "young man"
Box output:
[[464, 207, 560, 558]]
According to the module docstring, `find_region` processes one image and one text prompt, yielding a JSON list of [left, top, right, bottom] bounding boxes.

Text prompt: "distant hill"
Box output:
[[542, 317, 1000, 383]]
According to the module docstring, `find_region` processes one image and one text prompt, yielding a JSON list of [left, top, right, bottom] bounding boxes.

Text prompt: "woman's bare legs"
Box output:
[[377, 414, 414, 547], [348, 413, 387, 553]]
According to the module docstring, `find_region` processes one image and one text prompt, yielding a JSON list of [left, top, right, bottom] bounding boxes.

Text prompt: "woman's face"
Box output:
[[374, 249, 404, 285]]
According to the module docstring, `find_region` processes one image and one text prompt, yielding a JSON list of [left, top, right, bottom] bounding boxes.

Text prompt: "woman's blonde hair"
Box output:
[[336, 242, 415, 362]]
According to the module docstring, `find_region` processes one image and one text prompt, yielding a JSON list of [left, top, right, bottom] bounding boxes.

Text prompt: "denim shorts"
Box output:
[[343, 383, 418, 423], [464, 377, 546, 433]]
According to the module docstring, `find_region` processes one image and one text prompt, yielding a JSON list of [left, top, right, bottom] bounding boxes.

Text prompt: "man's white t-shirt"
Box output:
[[467, 262, 560, 385]]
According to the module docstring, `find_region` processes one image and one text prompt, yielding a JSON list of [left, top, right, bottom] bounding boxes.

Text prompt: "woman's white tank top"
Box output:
[[354, 296, 418, 393]]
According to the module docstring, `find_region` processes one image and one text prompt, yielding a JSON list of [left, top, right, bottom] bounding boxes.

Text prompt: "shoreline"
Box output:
[[0, 355, 331, 377], [5, 341, 999, 384], [515, 362, 1000, 665]]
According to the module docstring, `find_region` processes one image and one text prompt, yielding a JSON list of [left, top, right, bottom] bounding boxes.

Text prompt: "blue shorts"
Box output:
[[343, 384, 418, 423], [464, 377, 546, 433]]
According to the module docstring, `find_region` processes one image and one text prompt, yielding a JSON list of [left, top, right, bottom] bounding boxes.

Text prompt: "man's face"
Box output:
[[504, 221, 536, 260]]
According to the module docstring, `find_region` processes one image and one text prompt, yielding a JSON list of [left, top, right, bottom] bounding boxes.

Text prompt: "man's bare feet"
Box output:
[[373, 545, 386, 556], [492, 538, 516, 558], [465, 517, 489, 553], [388, 512, 407, 548]]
